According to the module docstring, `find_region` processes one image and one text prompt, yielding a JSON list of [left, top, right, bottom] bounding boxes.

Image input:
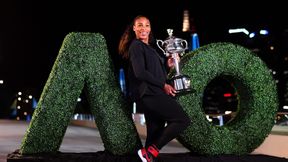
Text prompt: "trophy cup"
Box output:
[[156, 29, 193, 95]]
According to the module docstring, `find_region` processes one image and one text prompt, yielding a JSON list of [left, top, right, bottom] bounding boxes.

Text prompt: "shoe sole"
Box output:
[[138, 149, 148, 162]]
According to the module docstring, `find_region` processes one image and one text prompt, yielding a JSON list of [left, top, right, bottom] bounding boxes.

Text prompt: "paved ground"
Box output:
[[1, 119, 288, 162], [0, 119, 188, 162]]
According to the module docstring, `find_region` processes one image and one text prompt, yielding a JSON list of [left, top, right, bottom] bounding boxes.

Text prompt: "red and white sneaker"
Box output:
[[137, 148, 154, 162]]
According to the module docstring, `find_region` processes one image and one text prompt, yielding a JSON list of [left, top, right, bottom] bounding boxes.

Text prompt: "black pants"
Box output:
[[137, 94, 191, 150]]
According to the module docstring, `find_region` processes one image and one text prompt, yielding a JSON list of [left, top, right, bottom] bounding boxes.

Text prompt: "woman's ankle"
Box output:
[[147, 144, 159, 157]]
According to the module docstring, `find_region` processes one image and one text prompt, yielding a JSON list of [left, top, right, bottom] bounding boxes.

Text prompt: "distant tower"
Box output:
[[182, 10, 190, 32], [182, 9, 199, 51], [182, 10, 197, 33]]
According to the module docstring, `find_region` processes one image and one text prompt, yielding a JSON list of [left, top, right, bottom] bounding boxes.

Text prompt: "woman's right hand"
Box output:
[[164, 83, 176, 96]]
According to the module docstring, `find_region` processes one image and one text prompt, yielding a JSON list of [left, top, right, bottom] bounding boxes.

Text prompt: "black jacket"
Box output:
[[128, 39, 168, 101]]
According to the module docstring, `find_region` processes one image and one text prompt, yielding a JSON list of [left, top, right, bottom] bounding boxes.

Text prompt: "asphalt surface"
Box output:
[[0, 119, 188, 162], [1, 119, 288, 162]]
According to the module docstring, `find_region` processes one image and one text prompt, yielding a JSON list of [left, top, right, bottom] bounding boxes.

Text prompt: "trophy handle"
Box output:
[[180, 40, 188, 56], [182, 40, 188, 50], [156, 39, 168, 56]]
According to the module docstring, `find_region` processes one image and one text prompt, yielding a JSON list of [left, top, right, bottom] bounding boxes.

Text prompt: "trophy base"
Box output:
[[175, 87, 196, 95], [169, 75, 196, 96]]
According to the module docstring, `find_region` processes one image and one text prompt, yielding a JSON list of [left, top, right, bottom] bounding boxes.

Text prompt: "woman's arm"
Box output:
[[129, 41, 165, 88]]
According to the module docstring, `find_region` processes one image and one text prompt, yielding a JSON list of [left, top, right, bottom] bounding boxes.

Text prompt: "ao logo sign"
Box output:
[[20, 32, 278, 156]]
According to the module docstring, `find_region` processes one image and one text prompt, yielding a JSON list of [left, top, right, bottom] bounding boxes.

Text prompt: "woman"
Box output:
[[118, 15, 190, 162]]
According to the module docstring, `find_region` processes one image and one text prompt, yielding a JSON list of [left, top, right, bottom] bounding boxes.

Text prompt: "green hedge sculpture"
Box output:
[[176, 42, 278, 155], [20, 32, 278, 156], [20, 32, 142, 155]]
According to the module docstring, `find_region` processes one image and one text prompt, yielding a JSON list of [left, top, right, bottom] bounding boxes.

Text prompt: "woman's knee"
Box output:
[[182, 114, 191, 128]]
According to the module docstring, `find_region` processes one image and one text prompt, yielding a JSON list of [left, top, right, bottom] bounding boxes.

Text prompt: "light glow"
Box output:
[[249, 32, 255, 38], [225, 111, 232, 115], [259, 29, 269, 35], [228, 28, 249, 35]]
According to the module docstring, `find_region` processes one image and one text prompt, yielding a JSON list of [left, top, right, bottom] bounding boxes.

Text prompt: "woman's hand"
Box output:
[[167, 53, 180, 69], [164, 83, 176, 96]]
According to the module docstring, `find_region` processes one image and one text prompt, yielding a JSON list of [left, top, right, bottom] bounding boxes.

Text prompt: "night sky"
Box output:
[[0, 1, 287, 115]]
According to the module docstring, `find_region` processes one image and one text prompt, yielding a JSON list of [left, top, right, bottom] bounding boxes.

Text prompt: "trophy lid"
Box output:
[[167, 29, 174, 38], [165, 29, 176, 44]]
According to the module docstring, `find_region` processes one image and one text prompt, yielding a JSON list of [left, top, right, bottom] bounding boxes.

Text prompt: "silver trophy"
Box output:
[[157, 29, 193, 95]]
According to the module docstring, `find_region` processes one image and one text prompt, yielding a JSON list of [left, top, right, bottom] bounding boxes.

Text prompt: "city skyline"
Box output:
[[1, 1, 288, 116]]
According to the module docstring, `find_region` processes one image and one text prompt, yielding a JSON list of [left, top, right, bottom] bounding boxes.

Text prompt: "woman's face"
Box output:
[[133, 17, 151, 44]]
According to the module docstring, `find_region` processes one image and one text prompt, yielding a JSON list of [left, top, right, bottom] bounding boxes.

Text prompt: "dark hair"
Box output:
[[118, 15, 155, 59]]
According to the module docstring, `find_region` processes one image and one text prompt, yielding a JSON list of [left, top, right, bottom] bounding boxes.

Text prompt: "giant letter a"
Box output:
[[20, 32, 142, 155]]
